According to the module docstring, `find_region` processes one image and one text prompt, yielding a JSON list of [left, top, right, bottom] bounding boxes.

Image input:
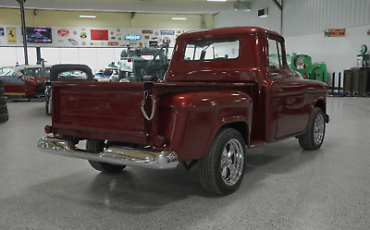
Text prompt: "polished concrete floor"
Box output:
[[0, 97, 369, 230]]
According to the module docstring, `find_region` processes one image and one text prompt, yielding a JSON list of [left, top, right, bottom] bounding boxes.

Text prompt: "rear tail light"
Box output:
[[115, 71, 119, 75], [128, 59, 132, 63], [153, 135, 165, 147], [44, 125, 52, 134]]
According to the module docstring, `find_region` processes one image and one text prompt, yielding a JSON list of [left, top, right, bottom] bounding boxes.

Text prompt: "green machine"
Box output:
[[357, 45, 369, 68], [286, 54, 329, 82]]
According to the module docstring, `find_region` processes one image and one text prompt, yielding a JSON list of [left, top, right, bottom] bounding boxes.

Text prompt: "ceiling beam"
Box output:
[[131, 12, 136, 19], [1, 0, 236, 13], [272, 0, 282, 11]]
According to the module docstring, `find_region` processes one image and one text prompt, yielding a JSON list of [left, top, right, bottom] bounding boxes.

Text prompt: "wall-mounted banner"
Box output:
[[7, 28, 16, 44], [142, 29, 153, 34], [91, 29, 109, 40], [57, 29, 69, 37], [0, 28, 5, 36], [125, 34, 141, 41], [161, 30, 175, 35], [324, 29, 345, 37]]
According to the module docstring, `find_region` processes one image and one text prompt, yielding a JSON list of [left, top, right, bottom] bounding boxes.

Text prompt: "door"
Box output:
[[268, 38, 310, 139], [2, 69, 25, 96]]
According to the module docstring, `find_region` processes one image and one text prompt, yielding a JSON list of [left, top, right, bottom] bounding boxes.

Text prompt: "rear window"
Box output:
[[184, 38, 240, 61], [57, 70, 88, 80]]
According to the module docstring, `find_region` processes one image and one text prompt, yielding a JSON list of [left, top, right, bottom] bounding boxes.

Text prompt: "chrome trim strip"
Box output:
[[37, 136, 178, 169]]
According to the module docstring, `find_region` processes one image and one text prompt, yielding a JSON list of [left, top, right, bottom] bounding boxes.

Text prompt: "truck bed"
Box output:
[[51, 81, 258, 148]]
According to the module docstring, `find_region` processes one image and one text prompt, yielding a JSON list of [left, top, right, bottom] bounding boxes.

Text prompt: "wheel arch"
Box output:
[[201, 118, 250, 159]]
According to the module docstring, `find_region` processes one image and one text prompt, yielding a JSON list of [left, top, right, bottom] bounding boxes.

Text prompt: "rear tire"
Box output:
[[0, 113, 9, 124], [298, 108, 326, 150], [0, 96, 6, 105], [86, 139, 126, 173], [198, 128, 246, 195]]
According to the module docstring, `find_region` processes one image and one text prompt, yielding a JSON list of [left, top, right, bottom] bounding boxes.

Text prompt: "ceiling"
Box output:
[[0, 0, 251, 14]]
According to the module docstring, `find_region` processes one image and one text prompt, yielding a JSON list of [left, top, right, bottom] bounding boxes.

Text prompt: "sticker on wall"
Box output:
[[155, 31, 159, 35], [125, 34, 141, 41], [82, 41, 86, 45], [163, 37, 171, 44], [101, 42, 105, 45], [57, 29, 69, 37], [7, 28, 16, 44], [120, 44, 126, 47], [149, 41, 158, 47], [177, 30, 182, 34], [111, 36, 116, 40], [139, 42, 143, 47], [82, 28, 85, 31], [91, 42, 99, 45], [108, 41, 119, 46], [367, 29, 370, 36], [118, 38, 122, 41], [117, 28, 120, 32], [142, 29, 153, 34], [151, 37, 158, 40], [145, 35, 149, 39], [161, 30, 174, 35], [58, 40, 64, 42], [91, 30, 109, 40], [324, 29, 345, 37], [80, 32, 87, 39], [73, 31, 77, 35], [111, 31, 114, 34], [129, 42, 137, 46], [0, 28, 5, 36], [68, 38, 78, 46]]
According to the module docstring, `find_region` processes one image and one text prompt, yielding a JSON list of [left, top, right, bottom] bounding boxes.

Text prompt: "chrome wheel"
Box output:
[[313, 114, 325, 145], [220, 139, 244, 186]]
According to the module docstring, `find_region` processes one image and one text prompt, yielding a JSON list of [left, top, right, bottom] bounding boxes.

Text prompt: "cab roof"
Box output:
[[178, 26, 281, 40]]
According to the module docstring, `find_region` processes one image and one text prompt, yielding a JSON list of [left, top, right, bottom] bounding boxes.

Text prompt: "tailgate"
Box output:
[[52, 82, 150, 144]]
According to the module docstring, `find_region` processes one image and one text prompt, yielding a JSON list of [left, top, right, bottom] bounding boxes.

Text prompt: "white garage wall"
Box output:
[[214, 0, 282, 33], [285, 24, 370, 87], [283, 0, 370, 37], [215, 0, 370, 37]]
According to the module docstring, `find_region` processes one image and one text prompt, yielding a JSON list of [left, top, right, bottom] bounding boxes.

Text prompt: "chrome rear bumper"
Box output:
[[37, 136, 178, 169]]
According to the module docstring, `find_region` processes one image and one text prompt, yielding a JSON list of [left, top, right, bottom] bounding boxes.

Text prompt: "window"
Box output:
[[57, 70, 88, 80], [268, 39, 283, 69], [184, 39, 240, 61], [25, 68, 40, 77]]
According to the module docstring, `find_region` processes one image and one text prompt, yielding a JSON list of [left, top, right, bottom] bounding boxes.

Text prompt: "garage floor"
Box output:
[[0, 97, 369, 230]]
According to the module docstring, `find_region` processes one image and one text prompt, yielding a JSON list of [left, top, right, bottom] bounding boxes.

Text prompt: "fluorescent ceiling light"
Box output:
[[207, 0, 227, 1], [79, 15, 96, 18], [172, 17, 187, 20]]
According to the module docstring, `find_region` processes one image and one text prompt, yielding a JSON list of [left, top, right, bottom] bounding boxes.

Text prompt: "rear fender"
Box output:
[[158, 90, 253, 161]]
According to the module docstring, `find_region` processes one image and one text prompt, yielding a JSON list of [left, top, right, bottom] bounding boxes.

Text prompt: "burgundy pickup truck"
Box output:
[[38, 27, 329, 195]]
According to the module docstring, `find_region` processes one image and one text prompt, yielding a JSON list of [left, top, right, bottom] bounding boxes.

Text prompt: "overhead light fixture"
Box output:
[[172, 17, 187, 20], [79, 15, 96, 18], [207, 0, 227, 1]]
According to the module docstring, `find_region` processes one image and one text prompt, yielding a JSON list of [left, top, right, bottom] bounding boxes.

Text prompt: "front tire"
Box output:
[[198, 128, 246, 195], [298, 108, 326, 150], [87, 139, 126, 173]]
